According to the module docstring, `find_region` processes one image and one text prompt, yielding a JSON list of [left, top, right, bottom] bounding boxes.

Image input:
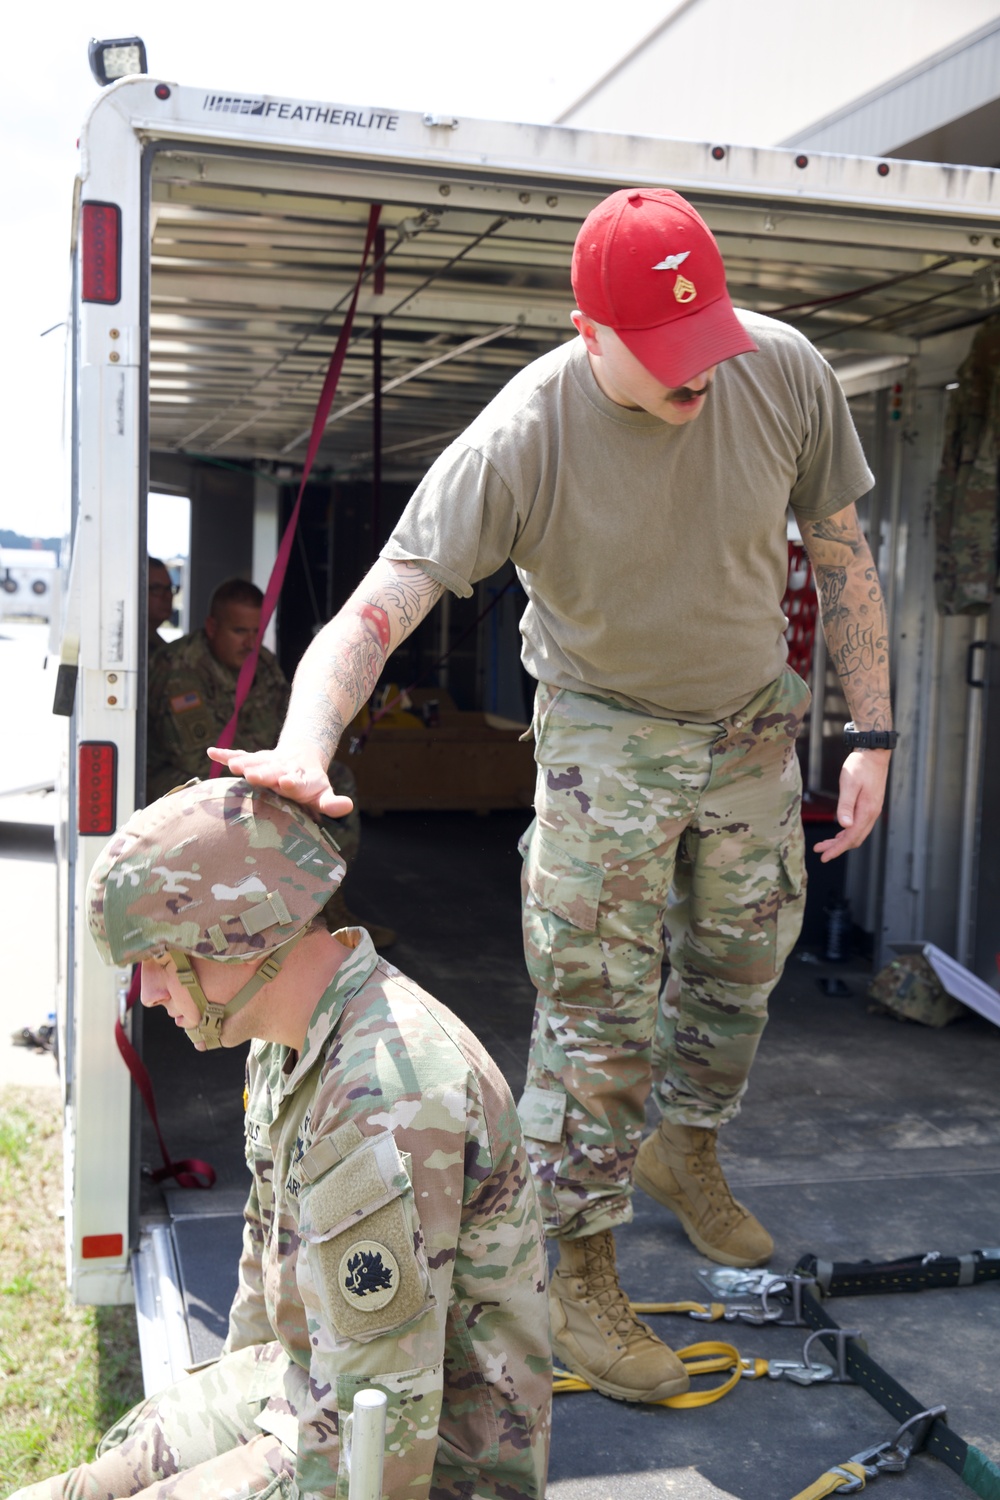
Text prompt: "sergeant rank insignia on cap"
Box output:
[[339, 1240, 400, 1310]]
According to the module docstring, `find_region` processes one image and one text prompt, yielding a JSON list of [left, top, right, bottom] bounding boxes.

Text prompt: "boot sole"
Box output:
[[551, 1333, 691, 1403], [632, 1161, 773, 1269]]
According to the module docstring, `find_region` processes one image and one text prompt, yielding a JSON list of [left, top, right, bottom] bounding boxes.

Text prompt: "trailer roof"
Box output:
[[87, 78, 1000, 480]]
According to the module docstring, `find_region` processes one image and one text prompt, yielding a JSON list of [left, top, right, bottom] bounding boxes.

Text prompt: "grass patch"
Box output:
[[0, 1086, 144, 1495]]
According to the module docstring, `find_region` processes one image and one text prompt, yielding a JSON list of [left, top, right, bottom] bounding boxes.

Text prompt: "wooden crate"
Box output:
[[335, 694, 536, 814]]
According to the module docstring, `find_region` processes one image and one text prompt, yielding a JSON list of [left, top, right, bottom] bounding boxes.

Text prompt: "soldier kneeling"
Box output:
[[15, 777, 550, 1500]]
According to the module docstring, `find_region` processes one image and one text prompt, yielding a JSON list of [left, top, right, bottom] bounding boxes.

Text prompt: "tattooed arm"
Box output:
[[208, 559, 445, 817], [799, 503, 893, 864]]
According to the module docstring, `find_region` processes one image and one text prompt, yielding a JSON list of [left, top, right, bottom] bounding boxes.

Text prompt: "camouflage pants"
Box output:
[[10, 1344, 298, 1500], [517, 672, 809, 1239]]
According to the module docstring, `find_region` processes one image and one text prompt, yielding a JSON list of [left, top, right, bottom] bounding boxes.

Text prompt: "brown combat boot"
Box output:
[[549, 1229, 690, 1402], [324, 888, 397, 950], [634, 1119, 773, 1267]]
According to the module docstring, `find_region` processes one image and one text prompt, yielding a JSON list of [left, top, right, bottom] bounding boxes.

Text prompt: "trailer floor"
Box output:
[[141, 810, 1000, 1500]]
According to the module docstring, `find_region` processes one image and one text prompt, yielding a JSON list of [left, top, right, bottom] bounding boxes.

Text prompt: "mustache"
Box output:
[[668, 382, 712, 401]]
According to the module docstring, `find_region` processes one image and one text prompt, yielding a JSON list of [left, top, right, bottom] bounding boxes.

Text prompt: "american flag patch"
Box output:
[[170, 691, 203, 713]]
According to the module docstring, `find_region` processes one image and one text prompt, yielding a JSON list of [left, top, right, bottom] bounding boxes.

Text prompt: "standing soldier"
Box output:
[[13, 777, 551, 1500], [211, 187, 894, 1404]]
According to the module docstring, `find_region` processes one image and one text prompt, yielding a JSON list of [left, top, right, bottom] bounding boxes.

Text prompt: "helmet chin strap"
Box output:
[[169, 928, 309, 1050]]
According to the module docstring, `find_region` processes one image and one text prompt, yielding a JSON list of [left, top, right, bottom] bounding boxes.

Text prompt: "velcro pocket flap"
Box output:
[[299, 1132, 434, 1345], [523, 826, 604, 932]]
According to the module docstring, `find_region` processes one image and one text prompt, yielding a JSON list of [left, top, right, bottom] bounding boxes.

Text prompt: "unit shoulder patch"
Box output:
[[339, 1239, 400, 1311]]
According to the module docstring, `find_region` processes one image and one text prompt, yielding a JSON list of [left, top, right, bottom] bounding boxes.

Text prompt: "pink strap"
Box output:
[[212, 203, 383, 768], [115, 968, 216, 1189]]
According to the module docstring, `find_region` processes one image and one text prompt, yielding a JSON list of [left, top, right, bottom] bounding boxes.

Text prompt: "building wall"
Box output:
[[558, 0, 1000, 150]]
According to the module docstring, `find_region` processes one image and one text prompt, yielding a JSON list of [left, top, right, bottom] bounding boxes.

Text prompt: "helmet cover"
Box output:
[[87, 777, 346, 967]]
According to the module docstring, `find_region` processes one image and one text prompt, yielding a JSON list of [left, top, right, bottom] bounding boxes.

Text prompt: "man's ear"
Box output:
[[571, 309, 603, 357], [204, 614, 218, 643]]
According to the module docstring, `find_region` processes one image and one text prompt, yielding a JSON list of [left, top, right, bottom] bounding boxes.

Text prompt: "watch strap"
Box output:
[[843, 722, 898, 750]]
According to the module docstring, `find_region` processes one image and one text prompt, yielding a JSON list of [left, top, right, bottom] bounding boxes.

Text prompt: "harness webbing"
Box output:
[[796, 1248, 1000, 1297], [799, 1284, 1000, 1498]]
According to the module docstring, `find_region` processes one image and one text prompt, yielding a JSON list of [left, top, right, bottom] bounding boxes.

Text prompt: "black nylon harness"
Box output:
[[792, 1250, 1000, 1498]]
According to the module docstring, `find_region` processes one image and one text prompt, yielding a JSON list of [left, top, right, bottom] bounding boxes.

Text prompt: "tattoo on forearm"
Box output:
[[801, 509, 893, 732], [290, 611, 389, 760], [282, 563, 444, 762], [816, 564, 848, 623], [833, 620, 876, 677], [357, 602, 391, 652]]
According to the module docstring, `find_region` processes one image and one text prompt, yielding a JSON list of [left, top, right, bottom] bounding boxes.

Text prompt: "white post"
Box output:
[[252, 472, 280, 654], [345, 1388, 387, 1500]]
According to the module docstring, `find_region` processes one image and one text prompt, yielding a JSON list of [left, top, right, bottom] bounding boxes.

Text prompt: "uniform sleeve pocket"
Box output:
[[298, 1132, 435, 1345], [521, 824, 605, 932]]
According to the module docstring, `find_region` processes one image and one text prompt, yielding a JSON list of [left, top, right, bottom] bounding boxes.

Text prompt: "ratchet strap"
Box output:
[[114, 967, 216, 1189], [797, 1249, 1000, 1297], [799, 1283, 1000, 1498], [212, 203, 383, 770], [792, 1462, 868, 1499]]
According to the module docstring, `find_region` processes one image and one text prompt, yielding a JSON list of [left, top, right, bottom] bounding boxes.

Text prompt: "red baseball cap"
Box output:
[[571, 188, 757, 387]]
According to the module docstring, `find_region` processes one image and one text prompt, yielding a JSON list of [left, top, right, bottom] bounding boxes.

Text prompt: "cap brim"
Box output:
[[618, 297, 758, 388]]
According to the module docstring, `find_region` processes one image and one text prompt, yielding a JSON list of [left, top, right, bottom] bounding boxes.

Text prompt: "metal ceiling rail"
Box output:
[[114, 81, 1000, 473]]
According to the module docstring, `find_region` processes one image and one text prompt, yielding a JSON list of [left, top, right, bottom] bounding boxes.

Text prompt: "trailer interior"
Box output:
[[73, 81, 1000, 1498]]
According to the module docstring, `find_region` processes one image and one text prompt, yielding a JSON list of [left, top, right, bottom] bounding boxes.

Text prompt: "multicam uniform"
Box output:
[[382, 311, 873, 1239], [934, 311, 1000, 615], [18, 929, 550, 1500], [147, 628, 359, 864]]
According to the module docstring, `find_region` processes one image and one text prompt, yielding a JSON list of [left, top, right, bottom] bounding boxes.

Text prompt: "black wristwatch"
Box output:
[[843, 722, 898, 750]]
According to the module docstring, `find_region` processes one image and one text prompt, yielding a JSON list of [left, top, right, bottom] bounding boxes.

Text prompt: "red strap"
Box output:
[[212, 203, 384, 769], [115, 968, 216, 1190]]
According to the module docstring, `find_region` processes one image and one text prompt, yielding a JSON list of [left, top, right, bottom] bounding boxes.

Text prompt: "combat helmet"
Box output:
[[87, 777, 346, 1049]]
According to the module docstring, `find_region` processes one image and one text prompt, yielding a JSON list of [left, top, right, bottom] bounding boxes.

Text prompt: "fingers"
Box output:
[[205, 745, 353, 822], [815, 752, 890, 862]]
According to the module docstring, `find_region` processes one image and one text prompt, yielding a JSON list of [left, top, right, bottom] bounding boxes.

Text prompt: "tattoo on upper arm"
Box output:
[[800, 513, 864, 557], [369, 563, 445, 633]]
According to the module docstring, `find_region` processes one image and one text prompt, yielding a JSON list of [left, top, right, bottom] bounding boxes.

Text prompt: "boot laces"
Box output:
[[688, 1132, 746, 1229], [579, 1237, 646, 1344]]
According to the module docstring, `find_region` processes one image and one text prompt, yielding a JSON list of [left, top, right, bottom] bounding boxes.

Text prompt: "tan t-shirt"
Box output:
[[382, 310, 873, 721]]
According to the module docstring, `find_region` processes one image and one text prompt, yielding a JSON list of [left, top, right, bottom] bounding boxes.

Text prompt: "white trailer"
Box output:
[[57, 71, 1000, 1354]]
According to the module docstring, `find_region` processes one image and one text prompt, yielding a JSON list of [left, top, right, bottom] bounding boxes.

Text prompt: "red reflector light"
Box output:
[[78, 742, 117, 835], [81, 201, 121, 304], [82, 1233, 124, 1259]]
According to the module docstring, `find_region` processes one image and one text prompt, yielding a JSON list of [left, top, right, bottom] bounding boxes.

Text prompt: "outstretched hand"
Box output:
[[813, 749, 891, 863], [207, 744, 355, 822]]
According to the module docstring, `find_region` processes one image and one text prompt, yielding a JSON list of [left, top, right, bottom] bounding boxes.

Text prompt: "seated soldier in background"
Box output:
[[146, 556, 175, 663], [12, 777, 551, 1500], [148, 576, 393, 945]]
